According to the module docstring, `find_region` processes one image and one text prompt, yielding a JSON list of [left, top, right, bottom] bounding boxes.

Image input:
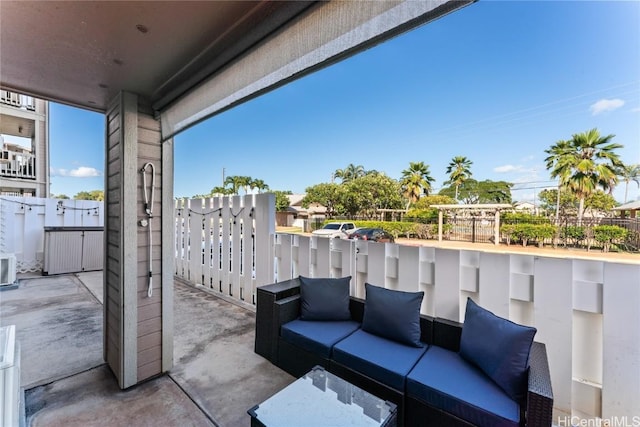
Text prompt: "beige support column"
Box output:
[[438, 210, 443, 242], [104, 91, 173, 389]]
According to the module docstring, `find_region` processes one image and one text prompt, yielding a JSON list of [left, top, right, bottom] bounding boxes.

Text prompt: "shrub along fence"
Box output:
[[314, 215, 639, 253], [499, 214, 638, 252]]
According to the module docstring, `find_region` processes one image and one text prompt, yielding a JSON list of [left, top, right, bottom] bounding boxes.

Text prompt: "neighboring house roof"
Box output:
[[514, 202, 535, 209], [287, 194, 305, 206], [285, 194, 326, 214], [612, 200, 640, 211]]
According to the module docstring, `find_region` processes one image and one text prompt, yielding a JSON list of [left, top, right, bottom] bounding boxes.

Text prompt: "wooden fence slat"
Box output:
[[240, 195, 254, 302], [276, 233, 293, 281], [230, 195, 242, 299]]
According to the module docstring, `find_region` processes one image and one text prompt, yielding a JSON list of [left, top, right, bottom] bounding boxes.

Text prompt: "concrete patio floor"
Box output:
[[0, 272, 293, 426]]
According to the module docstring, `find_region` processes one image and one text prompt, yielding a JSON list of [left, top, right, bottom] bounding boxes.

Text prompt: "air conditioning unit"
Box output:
[[0, 254, 17, 287]]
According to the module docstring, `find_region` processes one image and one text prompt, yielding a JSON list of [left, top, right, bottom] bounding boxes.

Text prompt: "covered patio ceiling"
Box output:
[[0, 0, 474, 139], [0, 1, 314, 113]]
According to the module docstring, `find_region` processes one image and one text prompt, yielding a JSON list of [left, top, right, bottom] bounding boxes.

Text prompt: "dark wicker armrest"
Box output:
[[525, 342, 554, 427], [432, 318, 463, 352], [276, 294, 301, 326], [258, 277, 301, 299], [255, 278, 301, 362]]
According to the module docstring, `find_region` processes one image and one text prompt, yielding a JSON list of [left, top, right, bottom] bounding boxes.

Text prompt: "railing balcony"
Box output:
[[0, 90, 35, 111], [0, 149, 36, 179]]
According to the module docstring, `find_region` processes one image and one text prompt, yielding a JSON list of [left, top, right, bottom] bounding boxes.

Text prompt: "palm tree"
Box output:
[[619, 163, 640, 203], [210, 186, 232, 195], [334, 164, 365, 183], [400, 161, 435, 205], [250, 178, 269, 194], [223, 175, 246, 194], [445, 156, 473, 201], [545, 129, 623, 224]]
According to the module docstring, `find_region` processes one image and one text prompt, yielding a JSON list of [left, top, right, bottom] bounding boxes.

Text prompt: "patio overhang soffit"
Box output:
[[0, 0, 474, 141]]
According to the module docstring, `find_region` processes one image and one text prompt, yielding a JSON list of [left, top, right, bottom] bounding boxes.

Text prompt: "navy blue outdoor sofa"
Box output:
[[255, 277, 553, 427]]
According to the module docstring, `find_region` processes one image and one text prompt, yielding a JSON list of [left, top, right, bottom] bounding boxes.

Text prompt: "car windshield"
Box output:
[[323, 224, 341, 230]]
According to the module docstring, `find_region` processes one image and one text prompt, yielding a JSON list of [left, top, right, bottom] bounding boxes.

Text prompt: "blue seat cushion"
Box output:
[[407, 346, 521, 427], [332, 329, 427, 391], [281, 319, 361, 358]]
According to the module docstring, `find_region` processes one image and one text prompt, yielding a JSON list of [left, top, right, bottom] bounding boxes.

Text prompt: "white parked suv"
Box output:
[[312, 222, 357, 239]]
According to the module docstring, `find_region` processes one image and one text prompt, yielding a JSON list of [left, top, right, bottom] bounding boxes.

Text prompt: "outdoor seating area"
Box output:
[[255, 277, 553, 427]]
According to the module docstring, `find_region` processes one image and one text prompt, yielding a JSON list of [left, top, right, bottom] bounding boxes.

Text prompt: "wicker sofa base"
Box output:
[[405, 395, 475, 427]]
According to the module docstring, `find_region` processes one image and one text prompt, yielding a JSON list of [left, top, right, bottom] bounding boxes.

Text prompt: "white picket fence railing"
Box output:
[[0, 196, 104, 272], [174, 194, 275, 305]]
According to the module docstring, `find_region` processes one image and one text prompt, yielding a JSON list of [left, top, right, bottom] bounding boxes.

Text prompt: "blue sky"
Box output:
[[43, 1, 640, 203]]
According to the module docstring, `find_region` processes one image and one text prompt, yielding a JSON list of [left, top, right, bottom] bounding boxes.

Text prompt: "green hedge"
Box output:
[[593, 225, 628, 252], [501, 213, 551, 224], [405, 208, 439, 222], [353, 220, 419, 238], [501, 223, 557, 247]]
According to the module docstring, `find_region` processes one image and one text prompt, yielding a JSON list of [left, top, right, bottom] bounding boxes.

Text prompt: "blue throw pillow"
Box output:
[[299, 276, 352, 321], [459, 298, 537, 402], [362, 283, 424, 347]]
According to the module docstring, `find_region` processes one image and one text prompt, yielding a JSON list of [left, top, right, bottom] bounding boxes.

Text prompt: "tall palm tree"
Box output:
[[334, 164, 365, 183], [545, 128, 623, 224], [619, 163, 640, 203], [400, 161, 435, 205], [445, 156, 473, 201]]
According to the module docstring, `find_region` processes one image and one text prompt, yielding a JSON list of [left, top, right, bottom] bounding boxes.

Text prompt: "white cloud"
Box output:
[[51, 166, 101, 177], [631, 107, 640, 113], [589, 98, 625, 116], [494, 164, 521, 173]]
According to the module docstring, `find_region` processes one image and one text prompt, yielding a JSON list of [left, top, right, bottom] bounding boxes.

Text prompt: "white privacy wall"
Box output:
[[272, 235, 639, 420], [0, 196, 103, 272]]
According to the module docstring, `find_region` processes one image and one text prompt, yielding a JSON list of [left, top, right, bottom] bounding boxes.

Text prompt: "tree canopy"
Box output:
[[74, 190, 104, 201], [303, 173, 403, 218], [333, 164, 366, 183], [274, 190, 293, 211], [439, 179, 512, 204], [538, 189, 617, 218]]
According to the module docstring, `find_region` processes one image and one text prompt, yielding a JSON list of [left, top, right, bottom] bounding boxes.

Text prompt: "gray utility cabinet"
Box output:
[[43, 226, 104, 275]]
